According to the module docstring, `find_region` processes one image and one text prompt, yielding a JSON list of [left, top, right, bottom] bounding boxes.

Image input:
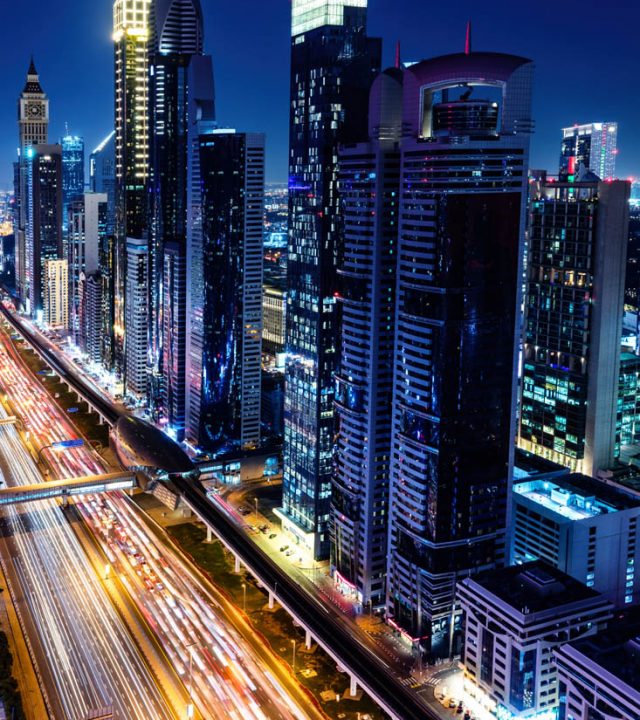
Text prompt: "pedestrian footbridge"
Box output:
[[0, 472, 136, 506]]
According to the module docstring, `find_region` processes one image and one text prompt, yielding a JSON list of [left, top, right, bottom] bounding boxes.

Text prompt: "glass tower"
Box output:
[[61, 135, 85, 238], [518, 179, 630, 476], [385, 52, 534, 657], [560, 123, 618, 181], [113, 0, 151, 388], [90, 131, 116, 236], [280, 0, 381, 560], [186, 131, 264, 452], [148, 0, 206, 430]]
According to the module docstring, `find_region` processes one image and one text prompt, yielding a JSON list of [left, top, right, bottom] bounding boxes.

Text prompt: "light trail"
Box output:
[[0, 324, 321, 720]]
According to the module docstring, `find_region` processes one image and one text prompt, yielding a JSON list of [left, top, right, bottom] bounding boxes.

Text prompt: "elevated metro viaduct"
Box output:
[[0, 302, 435, 720]]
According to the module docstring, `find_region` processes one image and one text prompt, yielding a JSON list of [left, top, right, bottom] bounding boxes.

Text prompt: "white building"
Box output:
[[125, 237, 148, 398], [513, 473, 640, 607], [458, 562, 613, 720], [554, 613, 640, 720], [43, 259, 68, 329]]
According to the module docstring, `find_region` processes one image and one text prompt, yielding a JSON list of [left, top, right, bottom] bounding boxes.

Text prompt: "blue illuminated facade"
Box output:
[[61, 135, 85, 237], [280, 0, 381, 560], [385, 52, 534, 655]]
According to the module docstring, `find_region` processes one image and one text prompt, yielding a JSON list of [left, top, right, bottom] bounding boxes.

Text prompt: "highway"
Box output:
[[0, 414, 175, 717], [0, 318, 322, 720], [0, 300, 438, 720]]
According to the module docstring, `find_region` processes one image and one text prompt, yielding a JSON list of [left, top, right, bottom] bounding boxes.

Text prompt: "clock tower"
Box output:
[[18, 58, 49, 150], [15, 58, 49, 306]]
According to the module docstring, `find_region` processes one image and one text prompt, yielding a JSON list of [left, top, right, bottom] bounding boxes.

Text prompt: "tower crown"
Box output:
[[23, 57, 44, 94]]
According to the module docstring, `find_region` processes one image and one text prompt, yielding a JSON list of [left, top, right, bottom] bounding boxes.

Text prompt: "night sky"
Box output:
[[0, 0, 638, 187]]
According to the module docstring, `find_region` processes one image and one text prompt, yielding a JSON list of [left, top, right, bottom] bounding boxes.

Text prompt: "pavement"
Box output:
[[0, 561, 49, 720]]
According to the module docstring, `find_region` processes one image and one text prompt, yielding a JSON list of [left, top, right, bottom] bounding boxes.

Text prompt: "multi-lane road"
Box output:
[[0, 321, 321, 720]]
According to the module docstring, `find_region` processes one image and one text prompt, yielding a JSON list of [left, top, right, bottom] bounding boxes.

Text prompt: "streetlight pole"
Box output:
[[242, 582, 246, 613], [254, 497, 259, 523], [291, 639, 296, 674]]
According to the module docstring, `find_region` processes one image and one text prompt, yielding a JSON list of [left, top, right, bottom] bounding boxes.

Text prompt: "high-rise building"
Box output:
[[186, 130, 264, 452], [618, 351, 640, 448], [99, 233, 117, 371], [280, 0, 382, 560], [560, 122, 618, 181], [83, 271, 103, 363], [25, 144, 63, 318], [513, 473, 640, 606], [15, 59, 49, 305], [43, 259, 68, 329], [385, 51, 534, 656], [113, 0, 151, 385], [555, 610, 640, 720], [125, 237, 149, 398], [61, 134, 85, 238], [68, 193, 108, 346], [262, 284, 286, 357], [458, 562, 613, 719], [90, 131, 117, 236], [148, 0, 207, 420], [518, 179, 631, 476], [332, 67, 402, 608]]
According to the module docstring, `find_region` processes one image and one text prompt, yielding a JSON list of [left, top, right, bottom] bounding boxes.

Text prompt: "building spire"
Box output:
[[465, 21, 472, 55], [395, 40, 401, 69], [28, 55, 37, 76]]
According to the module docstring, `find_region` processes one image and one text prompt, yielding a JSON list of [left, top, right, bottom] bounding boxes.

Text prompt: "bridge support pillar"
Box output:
[[61, 494, 69, 509], [349, 675, 358, 697], [234, 556, 241, 574], [206, 527, 213, 543], [305, 630, 312, 650], [268, 592, 275, 610]]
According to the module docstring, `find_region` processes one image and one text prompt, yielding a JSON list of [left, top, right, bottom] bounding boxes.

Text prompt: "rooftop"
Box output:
[[514, 473, 640, 521], [566, 608, 640, 692], [470, 561, 602, 615]]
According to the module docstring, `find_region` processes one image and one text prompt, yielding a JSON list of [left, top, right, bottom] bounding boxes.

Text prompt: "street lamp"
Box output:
[[242, 582, 246, 613], [291, 639, 296, 674], [254, 497, 259, 523]]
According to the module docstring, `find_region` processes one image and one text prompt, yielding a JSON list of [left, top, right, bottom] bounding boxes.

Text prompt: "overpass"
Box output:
[[0, 303, 122, 425], [0, 301, 437, 720], [0, 472, 136, 506]]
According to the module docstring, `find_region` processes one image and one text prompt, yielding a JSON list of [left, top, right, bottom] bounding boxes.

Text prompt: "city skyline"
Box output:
[[0, 0, 639, 187]]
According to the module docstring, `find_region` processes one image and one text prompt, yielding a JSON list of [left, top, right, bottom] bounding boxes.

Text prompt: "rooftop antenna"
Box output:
[[395, 40, 401, 69], [465, 21, 472, 55]]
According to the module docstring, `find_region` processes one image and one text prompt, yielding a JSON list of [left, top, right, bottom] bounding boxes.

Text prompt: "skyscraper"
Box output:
[[518, 178, 630, 476], [43, 259, 68, 329], [61, 134, 85, 239], [185, 130, 264, 452], [332, 67, 403, 608], [90, 131, 117, 236], [125, 237, 149, 398], [25, 144, 63, 318], [68, 193, 108, 346], [15, 59, 49, 306], [113, 0, 151, 386], [148, 0, 206, 423], [560, 122, 618, 181], [280, 0, 382, 560], [385, 51, 534, 656]]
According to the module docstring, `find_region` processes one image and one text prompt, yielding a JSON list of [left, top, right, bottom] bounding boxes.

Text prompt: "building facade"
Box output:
[[458, 562, 613, 720], [262, 284, 286, 357], [559, 123, 617, 181], [513, 473, 640, 606], [43, 259, 68, 329], [61, 134, 85, 239], [518, 180, 630, 476], [90, 131, 117, 236], [113, 0, 151, 384], [331, 67, 403, 608], [83, 271, 103, 363], [15, 59, 49, 305], [125, 237, 149, 398], [186, 130, 264, 452], [555, 613, 640, 720], [25, 144, 63, 318], [68, 193, 108, 346], [385, 51, 534, 655], [281, 0, 382, 560]]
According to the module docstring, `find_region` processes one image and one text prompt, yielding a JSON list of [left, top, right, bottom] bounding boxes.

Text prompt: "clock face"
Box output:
[[27, 103, 43, 118]]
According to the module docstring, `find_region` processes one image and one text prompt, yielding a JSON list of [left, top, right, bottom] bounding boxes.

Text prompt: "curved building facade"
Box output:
[[385, 52, 534, 655]]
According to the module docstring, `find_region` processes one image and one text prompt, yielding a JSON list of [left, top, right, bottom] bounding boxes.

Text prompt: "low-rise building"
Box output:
[[555, 609, 640, 720], [513, 473, 640, 606], [458, 562, 613, 720]]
